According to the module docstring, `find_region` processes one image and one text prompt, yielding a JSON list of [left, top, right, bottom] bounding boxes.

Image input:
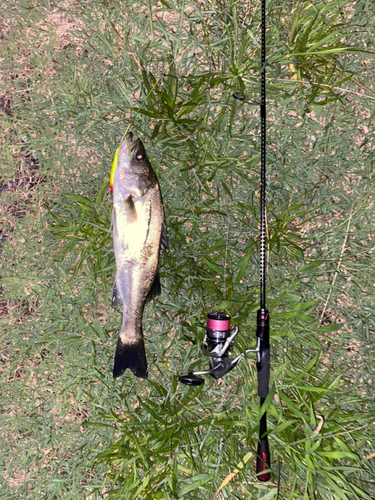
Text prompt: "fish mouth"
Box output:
[[125, 132, 141, 157], [123, 132, 147, 163]]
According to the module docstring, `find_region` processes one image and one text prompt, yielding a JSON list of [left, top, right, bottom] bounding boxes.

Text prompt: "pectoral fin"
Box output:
[[124, 194, 138, 223], [111, 279, 122, 307]]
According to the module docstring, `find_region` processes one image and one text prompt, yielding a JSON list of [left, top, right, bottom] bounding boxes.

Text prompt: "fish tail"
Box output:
[[113, 335, 148, 379]]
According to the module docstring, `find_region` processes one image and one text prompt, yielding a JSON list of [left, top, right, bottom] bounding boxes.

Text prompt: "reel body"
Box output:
[[178, 312, 242, 386]]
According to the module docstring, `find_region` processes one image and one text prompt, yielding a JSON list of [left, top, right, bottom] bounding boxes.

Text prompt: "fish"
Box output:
[[111, 132, 168, 379]]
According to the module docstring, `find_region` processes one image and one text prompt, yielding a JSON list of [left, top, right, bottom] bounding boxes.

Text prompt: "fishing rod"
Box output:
[[178, 0, 271, 481], [255, 0, 271, 482]]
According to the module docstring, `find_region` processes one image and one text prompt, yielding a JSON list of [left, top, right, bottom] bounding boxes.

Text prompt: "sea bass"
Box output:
[[111, 132, 168, 378]]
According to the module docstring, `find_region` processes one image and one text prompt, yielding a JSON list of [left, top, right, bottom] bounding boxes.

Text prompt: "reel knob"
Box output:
[[178, 372, 205, 386]]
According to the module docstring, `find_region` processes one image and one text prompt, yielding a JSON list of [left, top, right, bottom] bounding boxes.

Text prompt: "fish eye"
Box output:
[[136, 153, 145, 161]]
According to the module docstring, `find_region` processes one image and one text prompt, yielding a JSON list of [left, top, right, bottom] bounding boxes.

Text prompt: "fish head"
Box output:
[[119, 132, 151, 175], [114, 132, 157, 198]]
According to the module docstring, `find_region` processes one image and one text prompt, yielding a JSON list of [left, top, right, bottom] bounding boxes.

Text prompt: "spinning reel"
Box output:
[[178, 311, 261, 386]]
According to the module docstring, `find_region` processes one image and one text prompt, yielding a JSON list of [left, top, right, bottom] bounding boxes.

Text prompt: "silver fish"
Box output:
[[111, 132, 168, 378]]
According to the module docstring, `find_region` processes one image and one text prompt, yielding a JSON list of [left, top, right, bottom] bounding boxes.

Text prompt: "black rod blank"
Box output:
[[260, 0, 267, 311]]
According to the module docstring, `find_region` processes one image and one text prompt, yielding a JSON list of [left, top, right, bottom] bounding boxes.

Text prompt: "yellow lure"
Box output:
[[110, 124, 132, 191], [110, 148, 119, 191]]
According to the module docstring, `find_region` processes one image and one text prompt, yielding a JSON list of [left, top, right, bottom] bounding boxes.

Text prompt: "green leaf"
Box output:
[[178, 474, 213, 496], [299, 260, 322, 271], [316, 451, 359, 460], [234, 245, 252, 284]]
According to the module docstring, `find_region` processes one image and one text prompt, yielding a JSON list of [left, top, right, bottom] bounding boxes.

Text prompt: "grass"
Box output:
[[1, 0, 375, 498]]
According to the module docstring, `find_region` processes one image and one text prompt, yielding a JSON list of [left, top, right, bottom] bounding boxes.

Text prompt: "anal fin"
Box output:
[[111, 279, 122, 307], [160, 218, 169, 254], [146, 269, 161, 303]]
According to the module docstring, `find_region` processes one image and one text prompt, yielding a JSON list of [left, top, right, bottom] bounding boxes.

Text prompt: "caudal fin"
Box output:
[[113, 337, 148, 379]]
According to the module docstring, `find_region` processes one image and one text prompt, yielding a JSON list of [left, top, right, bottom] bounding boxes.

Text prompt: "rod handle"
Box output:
[[256, 434, 271, 481]]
